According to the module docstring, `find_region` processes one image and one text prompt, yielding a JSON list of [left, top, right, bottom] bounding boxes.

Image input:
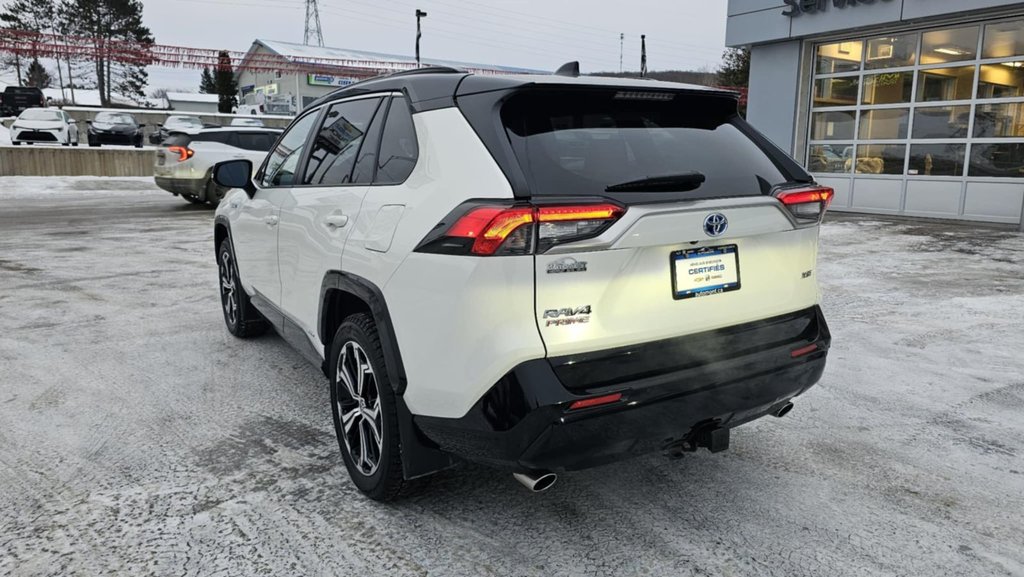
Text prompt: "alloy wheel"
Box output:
[[218, 250, 238, 326], [336, 341, 384, 476]]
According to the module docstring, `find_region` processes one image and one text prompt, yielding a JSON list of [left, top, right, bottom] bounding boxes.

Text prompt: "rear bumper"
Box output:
[[155, 176, 207, 197], [415, 306, 830, 472]]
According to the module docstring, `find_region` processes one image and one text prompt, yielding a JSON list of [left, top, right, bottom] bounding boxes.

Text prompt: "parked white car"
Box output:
[[153, 127, 281, 205], [210, 69, 834, 500], [10, 108, 79, 146]]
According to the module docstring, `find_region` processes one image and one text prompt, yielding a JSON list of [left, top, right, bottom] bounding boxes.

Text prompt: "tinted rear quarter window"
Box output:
[[501, 89, 794, 201], [375, 97, 418, 185], [235, 131, 279, 152]]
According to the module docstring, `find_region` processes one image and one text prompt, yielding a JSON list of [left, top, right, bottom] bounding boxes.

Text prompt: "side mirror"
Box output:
[[138, 123, 146, 128], [213, 159, 257, 198]]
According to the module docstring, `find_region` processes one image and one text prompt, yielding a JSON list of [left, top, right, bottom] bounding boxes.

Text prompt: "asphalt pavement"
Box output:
[[1, 178, 1022, 577]]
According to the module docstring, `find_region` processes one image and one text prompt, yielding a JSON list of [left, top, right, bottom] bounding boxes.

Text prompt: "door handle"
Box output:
[[264, 215, 279, 227], [323, 214, 349, 229]]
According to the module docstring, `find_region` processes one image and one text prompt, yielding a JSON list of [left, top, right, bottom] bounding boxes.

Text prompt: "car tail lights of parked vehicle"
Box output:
[[419, 202, 626, 256], [167, 145, 194, 162], [774, 186, 835, 223]]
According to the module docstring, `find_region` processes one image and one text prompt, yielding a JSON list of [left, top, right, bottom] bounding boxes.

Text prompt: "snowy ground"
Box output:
[[0, 179, 1022, 577]]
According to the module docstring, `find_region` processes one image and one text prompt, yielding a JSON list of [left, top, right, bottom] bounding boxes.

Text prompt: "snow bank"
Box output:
[[0, 176, 158, 200]]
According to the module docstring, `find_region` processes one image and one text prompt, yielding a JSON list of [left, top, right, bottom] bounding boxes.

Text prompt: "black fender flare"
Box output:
[[319, 271, 408, 395]]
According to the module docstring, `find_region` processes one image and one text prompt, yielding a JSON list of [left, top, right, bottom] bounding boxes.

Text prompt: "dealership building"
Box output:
[[727, 0, 1024, 227]]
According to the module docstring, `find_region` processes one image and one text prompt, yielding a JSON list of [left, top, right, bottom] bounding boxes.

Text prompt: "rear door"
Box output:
[[277, 95, 385, 340], [500, 88, 823, 357]]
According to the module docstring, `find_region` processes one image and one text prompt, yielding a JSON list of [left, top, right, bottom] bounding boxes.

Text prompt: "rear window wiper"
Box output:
[[604, 172, 706, 193]]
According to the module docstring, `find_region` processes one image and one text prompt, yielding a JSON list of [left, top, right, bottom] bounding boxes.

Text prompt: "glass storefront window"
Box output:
[[859, 109, 909, 140], [917, 66, 976, 102], [908, 144, 966, 176], [912, 106, 971, 138], [865, 34, 917, 70], [814, 77, 859, 107], [983, 19, 1024, 59], [921, 26, 980, 65], [808, 144, 852, 173], [978, 62, 1024, 99], [974, 103, 1024, 137], [816, 41, 863, 74], [969, 143, 1024, 177], [854, 144, 906, 174], [811, 111, 856, 140], [862, 72, 913, 104]]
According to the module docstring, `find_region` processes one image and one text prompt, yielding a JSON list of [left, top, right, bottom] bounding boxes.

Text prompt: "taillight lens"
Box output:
[[775, 186, 834, 223], [167, 146, 194, 162], [417, 202, 625, 256]]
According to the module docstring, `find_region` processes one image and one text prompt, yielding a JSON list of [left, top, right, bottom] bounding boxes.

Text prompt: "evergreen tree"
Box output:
[[199, 67, 216, 93], [717, 47, 751, 88], [62, 0, 153, 106], [24, 58, 52, 88], [214, 51, 238, 113], [0, 0, 56, 87]]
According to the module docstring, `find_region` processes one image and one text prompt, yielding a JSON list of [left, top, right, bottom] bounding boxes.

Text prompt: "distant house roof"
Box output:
[[248, 39, 546, 76], [165, 92, 220, 103]]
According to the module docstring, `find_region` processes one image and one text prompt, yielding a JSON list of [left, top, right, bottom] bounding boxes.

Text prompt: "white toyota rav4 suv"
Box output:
[[212, 67, 833, 500]]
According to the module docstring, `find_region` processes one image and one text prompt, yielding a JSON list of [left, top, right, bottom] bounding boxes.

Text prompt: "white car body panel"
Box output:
[[10, 110, 78, 145], [154, 141, 268, 182]]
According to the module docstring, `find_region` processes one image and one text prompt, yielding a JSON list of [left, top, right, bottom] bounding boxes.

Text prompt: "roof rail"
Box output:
[[386, 65, 464, 78]]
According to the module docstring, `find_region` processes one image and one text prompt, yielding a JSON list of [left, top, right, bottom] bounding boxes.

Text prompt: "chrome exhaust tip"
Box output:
[[773, 402, 794, 418], [513, 471, 558, 493]]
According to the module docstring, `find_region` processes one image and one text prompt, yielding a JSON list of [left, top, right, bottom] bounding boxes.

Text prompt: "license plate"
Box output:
[[157, 154, 165, 166], [671, 245, 741, 300]]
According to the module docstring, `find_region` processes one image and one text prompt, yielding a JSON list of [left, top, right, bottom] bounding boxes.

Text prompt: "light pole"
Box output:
[[416, 9, 427, 68]]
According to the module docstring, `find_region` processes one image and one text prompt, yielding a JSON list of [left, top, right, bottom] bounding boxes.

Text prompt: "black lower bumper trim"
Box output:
[[415, 306, 830, 472]]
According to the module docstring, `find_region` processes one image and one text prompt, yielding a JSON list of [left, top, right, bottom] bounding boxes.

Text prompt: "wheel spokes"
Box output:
[[335, 340, 384, 477]]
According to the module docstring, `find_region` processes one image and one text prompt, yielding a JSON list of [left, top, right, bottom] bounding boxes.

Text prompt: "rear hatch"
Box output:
[[496, 87, 826, 358]]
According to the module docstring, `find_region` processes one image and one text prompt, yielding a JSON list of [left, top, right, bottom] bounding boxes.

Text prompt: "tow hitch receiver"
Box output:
[[664, 424, 730, 459]]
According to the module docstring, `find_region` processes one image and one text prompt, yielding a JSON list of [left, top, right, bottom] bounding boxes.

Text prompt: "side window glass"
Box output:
[[262, 111, 319, 187], [350, 98, 388, 184], [303, 97, 382, 185], [376, 97, 419, 184], [236, 132, 277, 151]]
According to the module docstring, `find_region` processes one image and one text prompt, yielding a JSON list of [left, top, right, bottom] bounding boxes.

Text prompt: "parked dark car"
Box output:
[[87, 112, 145, 147], [1, 86, 45, 117]]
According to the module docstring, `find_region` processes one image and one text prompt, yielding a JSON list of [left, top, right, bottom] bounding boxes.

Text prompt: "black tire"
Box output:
[[12, 141, 20, 146], [71, 141, 78, 147], [217, 238, 268, 338], [89, 142, 99, 147], [205, 178, 224, 206], [329, 313, 406, 501]]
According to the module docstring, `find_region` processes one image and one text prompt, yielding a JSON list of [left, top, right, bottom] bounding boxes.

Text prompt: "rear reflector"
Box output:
[[775, 186, 834, 223], [790, 343, 819, 358], [568, 392, 623, 411]]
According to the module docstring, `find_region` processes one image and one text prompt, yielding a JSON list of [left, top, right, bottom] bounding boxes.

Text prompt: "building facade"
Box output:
[[727, 0, 1024, 227], [235, 39, 543, 115]]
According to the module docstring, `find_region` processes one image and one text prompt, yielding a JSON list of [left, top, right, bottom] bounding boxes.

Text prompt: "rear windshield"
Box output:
[[501, 89, 794, 200]]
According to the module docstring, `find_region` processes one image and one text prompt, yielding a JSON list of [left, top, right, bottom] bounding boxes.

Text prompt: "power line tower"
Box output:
[[304, 0, 324, 47]]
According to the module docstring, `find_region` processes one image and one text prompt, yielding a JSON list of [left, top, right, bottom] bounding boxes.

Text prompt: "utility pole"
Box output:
[[416, 9, 427, 68], [619, 33, 624, 73], [304, 0, 324, 47], [640, 34, 647, 78]]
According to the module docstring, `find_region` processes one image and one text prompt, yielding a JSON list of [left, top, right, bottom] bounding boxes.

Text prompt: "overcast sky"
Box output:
[[141, 0, 728, 91]]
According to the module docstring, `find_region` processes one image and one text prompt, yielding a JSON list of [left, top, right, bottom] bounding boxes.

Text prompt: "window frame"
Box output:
[[371, 95, 421, 187], [255, 105, 328, 189]]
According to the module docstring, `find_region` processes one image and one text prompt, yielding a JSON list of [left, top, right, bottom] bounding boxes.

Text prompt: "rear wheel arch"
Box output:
[[319, 272, 407, 394]]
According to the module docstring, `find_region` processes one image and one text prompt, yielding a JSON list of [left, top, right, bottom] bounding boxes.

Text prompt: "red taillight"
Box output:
[[167, 145, 194, 162], [442, 203, 624, 256], [568, 392, 623, 411], [775, 186, 834, 222]]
